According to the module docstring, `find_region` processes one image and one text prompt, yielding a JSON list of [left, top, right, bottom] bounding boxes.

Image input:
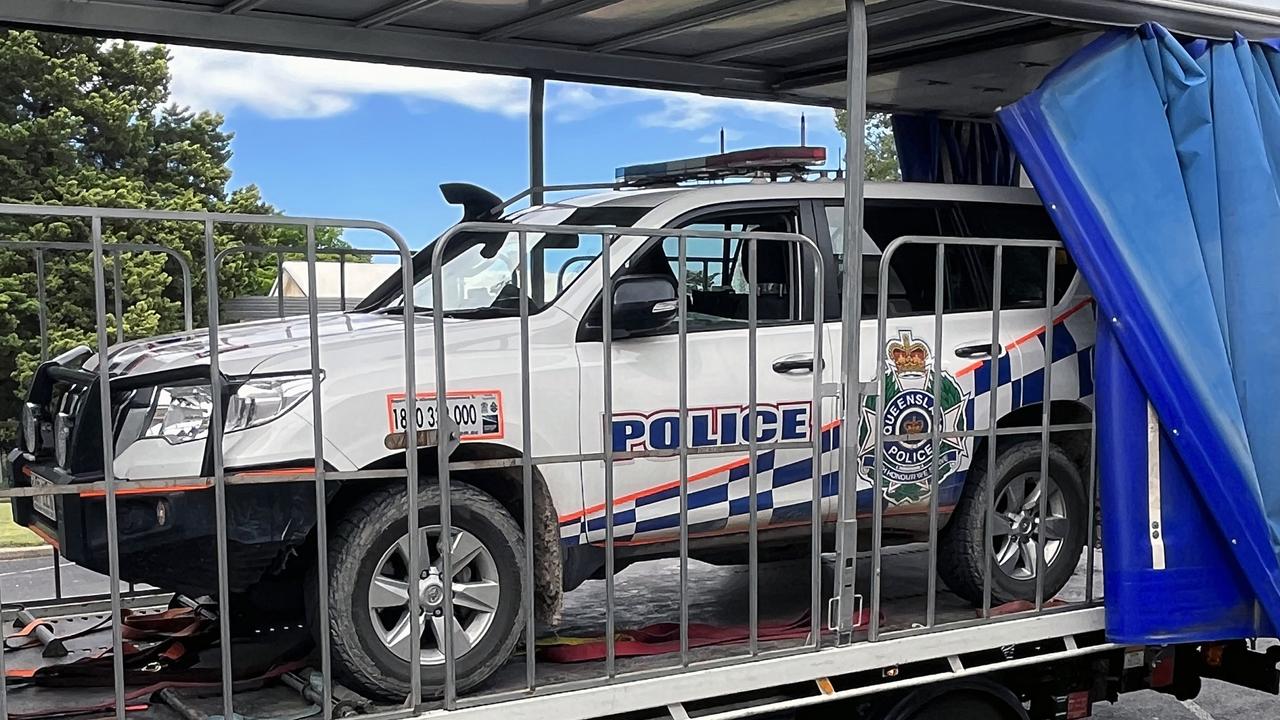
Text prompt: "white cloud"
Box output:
[[157, 43, 834, 132], [164, 44, 530, 119]]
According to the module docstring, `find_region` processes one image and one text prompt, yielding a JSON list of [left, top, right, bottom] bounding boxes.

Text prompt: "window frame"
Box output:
[[575, 199, 827, 342]]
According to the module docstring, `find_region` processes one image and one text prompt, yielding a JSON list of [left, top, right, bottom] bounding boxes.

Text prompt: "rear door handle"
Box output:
[[773, 354, 824, 374], [954, 343, 999, 359]]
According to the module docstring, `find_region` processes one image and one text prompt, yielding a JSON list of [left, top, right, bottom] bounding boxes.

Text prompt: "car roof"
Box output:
[[557, 181, 1044, 211]]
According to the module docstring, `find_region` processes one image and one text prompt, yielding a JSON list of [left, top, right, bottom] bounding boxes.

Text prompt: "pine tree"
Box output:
[[0, 31, 353, 446]]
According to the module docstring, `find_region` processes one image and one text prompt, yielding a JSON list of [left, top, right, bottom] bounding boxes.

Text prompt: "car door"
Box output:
[[569, 202, 834, 547], [819, 199, 1025, 519]]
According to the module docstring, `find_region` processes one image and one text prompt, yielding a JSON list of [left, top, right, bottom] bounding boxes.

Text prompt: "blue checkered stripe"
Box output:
[[562, 302, 1096, 547]]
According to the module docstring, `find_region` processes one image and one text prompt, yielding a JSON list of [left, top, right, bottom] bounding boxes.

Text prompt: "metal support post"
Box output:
[[530, 75, 546, 303], [834, 0, 869, 643]]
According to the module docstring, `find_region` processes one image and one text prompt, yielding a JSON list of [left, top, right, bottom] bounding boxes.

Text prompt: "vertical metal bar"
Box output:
[[529, 75, 547, 305], [747, 238, 760, 656], [111, 252, 124, 343], [926, 244, 944, 627], [870, 245, 893, 642], [678, 232, 690, 666], [339, 251, 348, 312], [601, 232, 617, 678], [1035, 250, 1057, 610], [304, 223, 336, 719], [89, 216, 126, 720], [277, 251, 286, 318], [204, 220, 236, 720], [52, 548, 62, 599], [808, 240, 825, 649], [517, 230, 537, 691], [982, 246, 1004, 617], [400, 239, 422, 707], [177, 252, 195, 331], [432, 250, 455, 709], [1085, 371, 1098, 603], [34, 249, 48, 362], [835, 0, 869, 642]]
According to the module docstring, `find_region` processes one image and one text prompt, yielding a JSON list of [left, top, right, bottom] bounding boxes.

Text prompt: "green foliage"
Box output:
[[0, 31, 355, 447], [834, 111, 901, 182]]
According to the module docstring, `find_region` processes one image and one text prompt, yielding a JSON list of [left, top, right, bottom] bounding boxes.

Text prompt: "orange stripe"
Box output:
[[559, 419, 842, 524], [79, 484, 210, 498], [956, 298, 1094, 378], [28, 524, 59, 550]]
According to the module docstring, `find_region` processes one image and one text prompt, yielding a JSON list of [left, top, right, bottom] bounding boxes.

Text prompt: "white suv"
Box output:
[[9, 151, 1094, 699]]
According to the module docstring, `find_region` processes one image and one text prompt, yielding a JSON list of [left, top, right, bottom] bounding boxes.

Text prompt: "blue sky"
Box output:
[[162, 44, 843, 257]]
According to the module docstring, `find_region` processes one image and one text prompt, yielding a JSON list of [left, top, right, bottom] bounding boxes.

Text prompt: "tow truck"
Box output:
[[9, 146, 1098, 700], [3, 1, 1280, 720]]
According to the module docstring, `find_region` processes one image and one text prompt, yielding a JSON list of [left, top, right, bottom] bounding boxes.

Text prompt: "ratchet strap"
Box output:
[[538, 609, 876, 663]]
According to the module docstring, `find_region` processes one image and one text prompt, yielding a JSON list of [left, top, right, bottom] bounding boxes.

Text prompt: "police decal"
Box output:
[[858, 331, 968, 505]]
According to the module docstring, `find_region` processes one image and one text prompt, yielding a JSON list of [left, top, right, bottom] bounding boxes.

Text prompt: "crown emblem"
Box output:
[[887, 331, 928, 375]]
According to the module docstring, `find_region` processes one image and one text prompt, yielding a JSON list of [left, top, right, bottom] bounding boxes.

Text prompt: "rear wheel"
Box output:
[[939, 440, 1086, 607], [314, 481, 526, 701]]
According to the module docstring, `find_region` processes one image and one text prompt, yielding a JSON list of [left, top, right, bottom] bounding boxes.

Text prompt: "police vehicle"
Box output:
[[8, 147, 1095, 700]]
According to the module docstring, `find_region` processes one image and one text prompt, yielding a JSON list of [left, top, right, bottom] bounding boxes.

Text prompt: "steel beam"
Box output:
[[480, 0, 626, 41], [220, 0, 266, 14], [355, 0, 449, 28], [939, 0, 1280, 39], [591, 0, 777, 53], [694, 0, 936, 65], [0, 0, 781, 101]]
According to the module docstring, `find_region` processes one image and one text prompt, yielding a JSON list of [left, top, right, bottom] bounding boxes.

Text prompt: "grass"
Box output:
[[0, 501, 45, 548]]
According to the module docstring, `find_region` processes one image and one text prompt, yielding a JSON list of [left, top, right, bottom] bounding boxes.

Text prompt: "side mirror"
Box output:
[[609, 274, 678, 336]]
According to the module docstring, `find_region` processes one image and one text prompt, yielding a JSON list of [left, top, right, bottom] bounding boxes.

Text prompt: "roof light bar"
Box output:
[[616, 146, 827, 186]]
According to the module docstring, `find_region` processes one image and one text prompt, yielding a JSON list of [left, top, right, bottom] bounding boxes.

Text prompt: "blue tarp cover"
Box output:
[[999, 24, 1280, 632], [891, 114, 1021, 185]]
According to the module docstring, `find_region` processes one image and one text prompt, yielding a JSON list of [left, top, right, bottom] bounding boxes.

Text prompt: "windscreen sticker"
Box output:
[[385, 390, 504, 441]]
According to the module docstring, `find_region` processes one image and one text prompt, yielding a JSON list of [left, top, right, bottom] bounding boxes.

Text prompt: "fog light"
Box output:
[[21, 402, 41, 453], [54, 412, 72, 468], [155, 498, 170, 527]]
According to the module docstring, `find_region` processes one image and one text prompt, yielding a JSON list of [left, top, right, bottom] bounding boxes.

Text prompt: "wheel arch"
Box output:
[[330, 443, 565, 626], [971, 399, 1093, 477]]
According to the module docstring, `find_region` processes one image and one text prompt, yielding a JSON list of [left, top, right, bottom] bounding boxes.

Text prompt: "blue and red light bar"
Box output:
[[616, 146, 827, 185]]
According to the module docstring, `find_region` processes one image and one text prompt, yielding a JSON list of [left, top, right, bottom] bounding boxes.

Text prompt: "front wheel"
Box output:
[[313, 481, 526, 701], [938, 440, 1086, 607]]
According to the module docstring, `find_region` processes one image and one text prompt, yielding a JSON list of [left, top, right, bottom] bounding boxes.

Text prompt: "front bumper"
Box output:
[[9, 351, 322, 596], [7, 453, 318, 596]]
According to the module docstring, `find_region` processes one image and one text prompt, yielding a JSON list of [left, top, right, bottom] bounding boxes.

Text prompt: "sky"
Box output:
[[160, 44, 844, 257]]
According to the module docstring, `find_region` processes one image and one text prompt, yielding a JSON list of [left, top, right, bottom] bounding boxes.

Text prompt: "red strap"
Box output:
[[540, 610, 875, 664], [3, 619, 53, 651]]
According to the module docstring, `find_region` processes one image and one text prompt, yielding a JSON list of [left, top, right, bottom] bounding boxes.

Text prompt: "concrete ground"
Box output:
[[2, 550, 1277, 719]]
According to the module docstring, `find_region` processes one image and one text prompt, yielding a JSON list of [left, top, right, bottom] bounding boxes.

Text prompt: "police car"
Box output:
[[8, 148, 1094, 699]]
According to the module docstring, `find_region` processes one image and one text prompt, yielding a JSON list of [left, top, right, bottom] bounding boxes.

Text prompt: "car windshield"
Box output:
[[389, 204, 649, 317]]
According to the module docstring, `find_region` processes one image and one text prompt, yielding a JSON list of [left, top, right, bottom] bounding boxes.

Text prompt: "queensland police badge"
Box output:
[[857, 330, 968, 505]]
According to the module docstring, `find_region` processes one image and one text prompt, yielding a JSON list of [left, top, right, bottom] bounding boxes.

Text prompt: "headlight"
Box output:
[[144, 375, 315, 445]]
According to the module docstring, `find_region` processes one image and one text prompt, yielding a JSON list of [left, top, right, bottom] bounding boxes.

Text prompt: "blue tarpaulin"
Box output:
[[891, 114, 1021, 185], [999, 24, 1280, 639]]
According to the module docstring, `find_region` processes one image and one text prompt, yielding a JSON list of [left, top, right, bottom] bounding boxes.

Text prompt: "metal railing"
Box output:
[[0, 205, 1101, 720]]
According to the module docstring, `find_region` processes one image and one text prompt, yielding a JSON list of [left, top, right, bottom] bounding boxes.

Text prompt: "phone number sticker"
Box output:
[[386, 390, 504, 440]]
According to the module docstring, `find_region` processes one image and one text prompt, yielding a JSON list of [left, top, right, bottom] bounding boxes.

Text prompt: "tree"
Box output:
[[0, 31, 354, 446], [834, 111, 901, 182]]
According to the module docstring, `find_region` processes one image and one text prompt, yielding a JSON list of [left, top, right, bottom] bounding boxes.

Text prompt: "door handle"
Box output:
[[954, 343, 1000, 359], [773, 354, 823, 374]]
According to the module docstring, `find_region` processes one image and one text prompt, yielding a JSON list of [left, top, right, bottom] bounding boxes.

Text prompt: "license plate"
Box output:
[[387, 391, 504, 440], [30, 475, 57, 521]]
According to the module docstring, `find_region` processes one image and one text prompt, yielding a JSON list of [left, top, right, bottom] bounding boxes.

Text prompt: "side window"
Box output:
[[824, 201, 986, 319], [952, 201, 1076, 306], [621, 207, 802, 332]]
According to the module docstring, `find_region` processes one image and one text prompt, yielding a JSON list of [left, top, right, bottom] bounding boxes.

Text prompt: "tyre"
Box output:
[[312, 480, 526, 701], [939, 440, 1086, 607]]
